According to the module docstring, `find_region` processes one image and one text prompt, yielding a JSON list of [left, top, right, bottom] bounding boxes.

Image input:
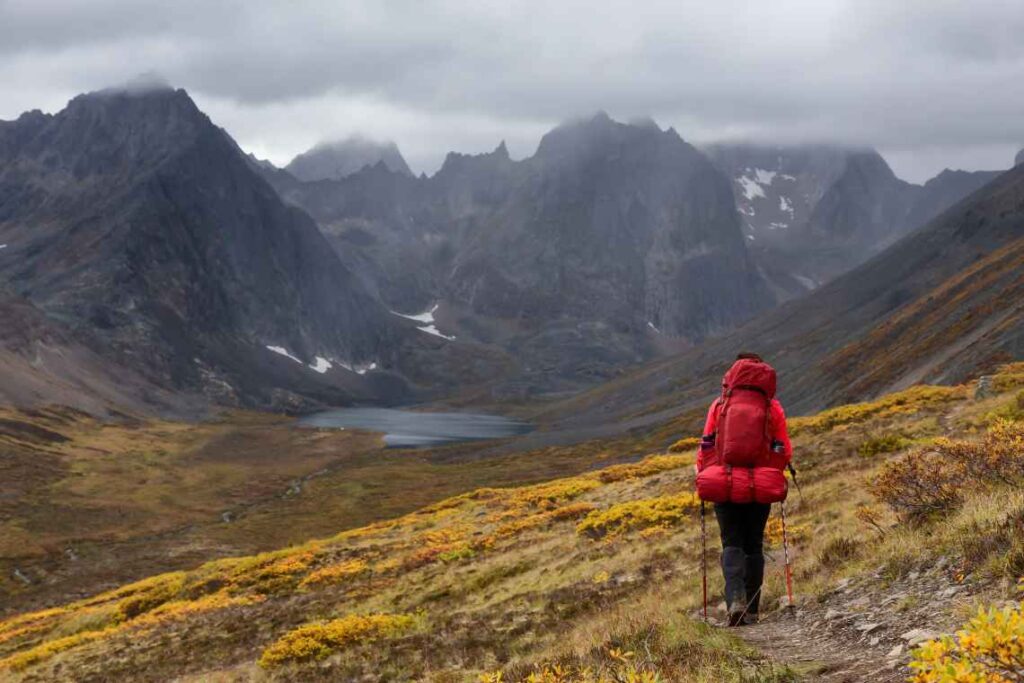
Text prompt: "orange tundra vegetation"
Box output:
[[1, 363, 1023, 681]]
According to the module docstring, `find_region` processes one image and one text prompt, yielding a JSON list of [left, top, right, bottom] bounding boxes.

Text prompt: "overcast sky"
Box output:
[[3, 0, 1023, 182]]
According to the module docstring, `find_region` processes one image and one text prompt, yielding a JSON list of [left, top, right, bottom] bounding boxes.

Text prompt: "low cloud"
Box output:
[[2, 0, 1022, 181]]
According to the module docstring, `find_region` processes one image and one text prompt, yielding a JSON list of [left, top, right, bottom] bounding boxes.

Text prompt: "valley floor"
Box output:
[[1, 363, 1022, 681]]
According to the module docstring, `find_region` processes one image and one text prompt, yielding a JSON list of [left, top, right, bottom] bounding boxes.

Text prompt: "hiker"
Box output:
[[695, 352, 792, 626]]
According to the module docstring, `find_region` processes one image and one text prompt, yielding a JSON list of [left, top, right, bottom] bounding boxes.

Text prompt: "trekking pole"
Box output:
[[700, 500, 708, 622], [780, 500, 795, 609], [788, 463, 804, 507]]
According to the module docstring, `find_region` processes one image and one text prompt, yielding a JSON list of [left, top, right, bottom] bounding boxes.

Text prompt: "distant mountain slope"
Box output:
[[286, 136, 413, 181], [264, 114, 775, 396], [703, 144, 1005, 299], [542, 163, 1024, 426], [0, 87, 412, 410], [0, 289, 197, 415]]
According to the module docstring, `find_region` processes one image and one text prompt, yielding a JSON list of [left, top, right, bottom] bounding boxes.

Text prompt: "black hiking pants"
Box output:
[[714, 502, 771, 614]]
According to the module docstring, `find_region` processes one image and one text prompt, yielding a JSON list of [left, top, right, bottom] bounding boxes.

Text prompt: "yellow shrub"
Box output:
[[937, 419, 1024, 486], [764, 517, 808, 548], [857, 433, 912, 457], [871, 449, 965, 522], [872, 420, 1024, 522], [577, 494, 699, 539], [506, 478, 602, 510], [131, 591, 261, 628], [789, 385, 963, 436], [993, 362, 1024, 392], [228, 549, 318, 594], [496, 503, 597, 538], [909, 601, 1024, 682], [595, 454, 691, 483], [402, 527, 474, 568], [668, 437, 700, 453], [117, 572, 187, 620], [0, 627, 114, 671], [258, 613, 417, 668], [299, 559, 369, 589]]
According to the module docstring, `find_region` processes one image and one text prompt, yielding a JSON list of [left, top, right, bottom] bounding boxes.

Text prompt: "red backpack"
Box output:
[[717, 359, 776, 467], [695, 359, 787, 504]]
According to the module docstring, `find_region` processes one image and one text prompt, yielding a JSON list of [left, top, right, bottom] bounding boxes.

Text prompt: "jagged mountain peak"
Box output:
[[534, 112, 691, 167], [286, 135, 413, 181]]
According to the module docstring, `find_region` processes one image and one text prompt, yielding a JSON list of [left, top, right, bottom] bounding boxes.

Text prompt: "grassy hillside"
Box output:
[[2, 363, 1022, 681], [0, 403, 699, 615]]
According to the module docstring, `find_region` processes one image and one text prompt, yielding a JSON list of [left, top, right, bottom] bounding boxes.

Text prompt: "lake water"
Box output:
[[298, 408, 532, 447]]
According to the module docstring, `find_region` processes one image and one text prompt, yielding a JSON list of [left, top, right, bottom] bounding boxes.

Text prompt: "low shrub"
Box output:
[[870, 449, 965, 522], [299, 559, 368, 589], [764, 517, 808, 548], [909, 600, 1024, 683], [576, 494, 699, 539], [668, 437, 700, 454], [937, 419, 1024, 487], [258, 613, 417, 668], [816, 536, 861, 569], [495, 502, 597, 538], [857, 433, 912, 457], [789, 385, 963, 436], [595, 454, 690, 483]]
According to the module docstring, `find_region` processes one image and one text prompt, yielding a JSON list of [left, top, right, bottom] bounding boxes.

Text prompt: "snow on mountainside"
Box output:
[[704, 144, 1007, 300]]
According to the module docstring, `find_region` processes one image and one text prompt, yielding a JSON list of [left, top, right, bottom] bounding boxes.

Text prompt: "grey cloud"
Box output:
[[1, 0, 1022, 181]]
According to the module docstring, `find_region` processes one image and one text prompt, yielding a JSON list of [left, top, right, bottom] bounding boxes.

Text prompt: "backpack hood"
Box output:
[[722, 359, 777, 399]]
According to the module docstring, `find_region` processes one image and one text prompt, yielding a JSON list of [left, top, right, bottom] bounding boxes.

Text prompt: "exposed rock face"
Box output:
[[546, 163, 1024, 427], [704, 144, 1007, 298], [0, 87, 409, 409], [451, 113, 773, 340], [1016, 148, 1024, 167], [286, 136, 413, 181], [266, 114, 775, 394]]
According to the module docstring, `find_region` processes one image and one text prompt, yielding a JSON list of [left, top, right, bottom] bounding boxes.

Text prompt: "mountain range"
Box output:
[[0, 85, 1018, 414], [0, 86, 419, 411], [702, 144, 1003, 299], [542, 161, 1024, 431]]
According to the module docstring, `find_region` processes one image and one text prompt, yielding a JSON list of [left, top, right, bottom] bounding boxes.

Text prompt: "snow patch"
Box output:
[[738, 205, 755, 217], [0, 244, 7, 250], [392, 304, 454, 341], [392, 304, 438, 324], [647, 321, 661, 334], [753, 168, 777, 185], [746, 234, 756, 241], [309, 356, 332, 374], [418, 324, 455, 341], [768, 222, 789, 230], [338, 360, 378, 375], [737, 176, 765, 200], [780, 174, 797, 181], [266, 345, 303, 364], [779, 196, 793, 214], [794, 274, 819, 290]]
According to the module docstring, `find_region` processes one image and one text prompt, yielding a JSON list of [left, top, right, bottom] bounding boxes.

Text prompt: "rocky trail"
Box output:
[[732, 555, 997, 681]]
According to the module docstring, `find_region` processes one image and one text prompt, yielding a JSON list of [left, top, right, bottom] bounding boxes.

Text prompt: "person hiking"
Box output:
[[694, 352, 792, 626]]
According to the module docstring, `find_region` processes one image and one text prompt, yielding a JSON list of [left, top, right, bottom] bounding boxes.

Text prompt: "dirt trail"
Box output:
[[740, 608, 906, 682], [730, 555, 985, 682]]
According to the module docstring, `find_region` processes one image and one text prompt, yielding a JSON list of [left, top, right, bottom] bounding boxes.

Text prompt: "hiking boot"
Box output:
[[727, 605, 746, 627], [744, 552, 765, 616], [740, 611, 759, 626], [721, 546, 746, 614]]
